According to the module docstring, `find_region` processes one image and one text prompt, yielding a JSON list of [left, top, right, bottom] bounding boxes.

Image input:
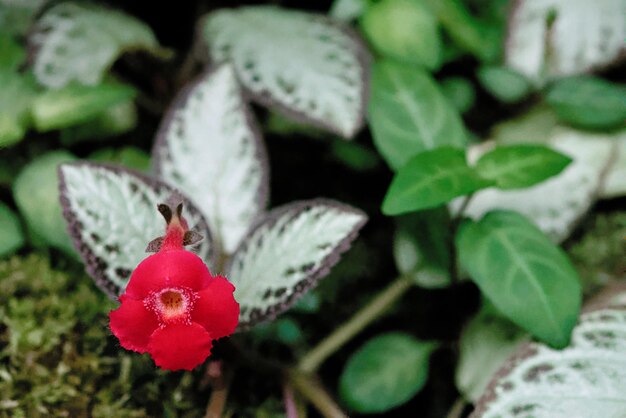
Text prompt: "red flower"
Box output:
[[109, 202, 239, 371]]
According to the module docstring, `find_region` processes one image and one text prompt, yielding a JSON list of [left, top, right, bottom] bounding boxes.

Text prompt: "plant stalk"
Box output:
[[298, 275, 413, 373], [286, 369, 348, 418]]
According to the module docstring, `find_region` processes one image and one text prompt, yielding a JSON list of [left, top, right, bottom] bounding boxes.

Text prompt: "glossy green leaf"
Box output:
[[456, 210, 582, 348], [477, 66, 531, 103], [0, 202, 24, 256], [475, 145, 572, 189], [360, 0, 441, 69], [13, 151, 77, 256], [382, 147, 493, 215], [546, 76, 626, 130], [0, 33, 25, 70], [441, 77, 476, 114], [0, 70, 37, 146], [340, 333, 436, 413], [369, 61, 467, 170], [31, 82, 136, 131], [394, 209, 451, 288]]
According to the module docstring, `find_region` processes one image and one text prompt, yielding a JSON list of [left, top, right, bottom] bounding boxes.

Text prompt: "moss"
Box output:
[[0, 254, 212, 417], [569, 212, 626, 292]]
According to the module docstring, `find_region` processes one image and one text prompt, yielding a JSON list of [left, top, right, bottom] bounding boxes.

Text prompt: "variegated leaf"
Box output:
[[602, 132, 626, 199], [472, 307, 626, 418], [59, 162, 214, 298], [227, 200, 367, 329], [199, 6, 370, 138], [153, 65, 268, 255], [30, 2, 159, 88], [451, 128, 616, 243], [506, 0, 626, 85]]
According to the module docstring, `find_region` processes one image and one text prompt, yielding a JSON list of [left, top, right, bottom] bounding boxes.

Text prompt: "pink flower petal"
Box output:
[[109, 296, 159, 353], [125, 250, 212, 300], [147, 322, 213, 371], [192, 276, 240, 339]]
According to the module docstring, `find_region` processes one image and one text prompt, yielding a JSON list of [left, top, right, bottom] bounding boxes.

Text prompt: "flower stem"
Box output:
[[298, 276, 413, 374], [286, 369, 348, 418], [203, 362, 231, 418]]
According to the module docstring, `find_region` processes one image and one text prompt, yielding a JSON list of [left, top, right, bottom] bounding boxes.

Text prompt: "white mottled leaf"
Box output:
[[451, 128, 616, 243], [200, 6, 370, 138], [506, 0, 626, 85], [153, 65, 268, 254], [227, 200, 367, 328], [602, 132, 626, 199], [30, 2, 159, 88], [59, 162, 214, 298], [456, 312, 526, 403], [472, 308, 626, 418]]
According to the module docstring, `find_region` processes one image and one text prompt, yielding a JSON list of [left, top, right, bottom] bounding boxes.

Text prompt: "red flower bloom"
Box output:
[[109, 202, 239, 371]]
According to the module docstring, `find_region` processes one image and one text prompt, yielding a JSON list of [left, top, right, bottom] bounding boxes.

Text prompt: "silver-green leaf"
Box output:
[[30, 2, 160, 88], [154, 65, 269, 255], [506, 0, 626, 85], [227, 200, 367, 329], [58, 162, 214, 298], [472, 307, 626, 418], [200, 6, 369, 138]]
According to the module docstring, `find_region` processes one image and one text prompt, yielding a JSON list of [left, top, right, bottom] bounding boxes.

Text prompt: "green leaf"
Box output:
[[31, 82, 136, 131], [340, 333, 436, 413], [329, 0, 367, 21], [382, 147, 493, 215], [424, 0, 500, 62], [474, 145, 572, 189], [369, 61, 467, 170], [546, 76, 626, 130], [456, 210, 582, 348], [0, 70, 37, 146], [477, 66, 531, 103], [394, 209, 451, 288], [0, 202, 24, 256], [360, 0, 441, 70], [0, 33, 25, 70], [455, 308, 526, 402], [441, 77, 476, 114], [30, 2, 162, 88], [13, 151, 77, 256], [330, 141, 380, 172], [88, 146, 150, 172], [60, 100, 137, 145]]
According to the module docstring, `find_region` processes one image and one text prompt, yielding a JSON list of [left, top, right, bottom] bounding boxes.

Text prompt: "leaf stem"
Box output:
[[297, 275, 413, 373], [203, 362, 231, 418], [444, 397, 467, 418]]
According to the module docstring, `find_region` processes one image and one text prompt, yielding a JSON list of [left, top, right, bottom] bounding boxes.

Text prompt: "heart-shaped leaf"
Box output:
[[199, 6, 370, 138], [226, 199, 367, 329], [456, 210, 582, 348], [29, 2, 160, 88], [474, 144, 572, 189], [59, 162, 214, 298], [472, 307, 626, 418], [369, 60, 468, 171], [506, 0, 626, 85], [153, 65, 269, 255], [340, 332, 436, 413], [382, 147, 494, 215]]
